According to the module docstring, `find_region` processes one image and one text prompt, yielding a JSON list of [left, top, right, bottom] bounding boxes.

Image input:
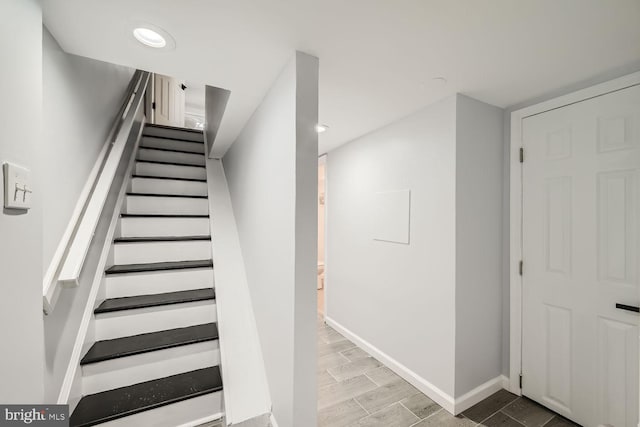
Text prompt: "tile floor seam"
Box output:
[[324, 368, 341, 383], [474, 396, 521, 425], [538, 412, 557, 426], [540, 416, 556, 427], [352, 396, 371, 415], [408, 408, 443, 427], [500, 409, 527, 426], [362, 370, 387, 388]]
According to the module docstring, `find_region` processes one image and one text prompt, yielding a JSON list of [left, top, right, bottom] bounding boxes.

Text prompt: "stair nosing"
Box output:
[[114, 235, 211, 243], [126, 192, 208, 199], [136, 160, 206, 168], [105, 259, 213, 275], [141, 134, 205, 144], [131, 174, 207, 183], [70, 366, 222, 427], [145, 123, 204, 134], [80, 321, 218, 365], [94, 288, 215, 314], [139, 146, 206, 156], [120, 213, 210, 218]]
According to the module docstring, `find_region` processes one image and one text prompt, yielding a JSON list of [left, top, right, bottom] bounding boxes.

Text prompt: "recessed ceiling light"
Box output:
[[315, 124, 329, 133], [133, 27, 167, 48]]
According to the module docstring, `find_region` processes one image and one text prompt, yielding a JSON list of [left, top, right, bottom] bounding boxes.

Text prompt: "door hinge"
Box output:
[[519, 374, 523, 389], [519, 147, 524, 163], [519, 260, 523, 276], [152, 101, 156, 110]]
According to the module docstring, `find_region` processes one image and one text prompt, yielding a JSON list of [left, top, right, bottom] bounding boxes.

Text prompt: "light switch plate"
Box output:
[[3, 162, 32, 210]]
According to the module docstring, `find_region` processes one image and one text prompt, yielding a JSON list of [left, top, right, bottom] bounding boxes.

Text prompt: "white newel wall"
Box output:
[[223, 52, 319, 427]]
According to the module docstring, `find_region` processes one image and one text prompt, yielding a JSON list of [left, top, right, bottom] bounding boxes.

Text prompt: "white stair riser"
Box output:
[[124, 195, 209, 215], [98, 391, 223, 427], [131, 177, 208, 197], [82, 341, 220, 395], [141, 136, 204, 154], [113, 240, 212, 265], [143, 127, 204, 143], [135, 162, 207, 180], [118, 217, 210, 238], [138, 148, 206, 166], [95, 301, 217, 341], [105, 269, 214, 298]]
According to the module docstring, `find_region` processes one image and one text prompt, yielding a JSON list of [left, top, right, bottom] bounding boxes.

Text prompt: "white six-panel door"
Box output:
[[522, 84, 639, 427], [153, 74, 185, 127]]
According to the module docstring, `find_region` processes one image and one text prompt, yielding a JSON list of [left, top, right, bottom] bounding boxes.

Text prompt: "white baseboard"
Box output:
[[177, 412, 224, 427], [325, 317, 508, 415], [269, 414, 278, 427], [325, 316, 456, 414]]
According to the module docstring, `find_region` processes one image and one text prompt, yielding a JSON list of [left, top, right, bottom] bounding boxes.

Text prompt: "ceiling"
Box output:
[[42, 0, 640, 156]]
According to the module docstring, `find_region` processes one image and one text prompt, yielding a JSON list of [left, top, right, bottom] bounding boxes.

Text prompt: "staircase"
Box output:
[[70, 124, 223, 427]]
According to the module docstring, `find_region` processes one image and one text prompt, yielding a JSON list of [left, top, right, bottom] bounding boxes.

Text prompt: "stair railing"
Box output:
[[43, 70, 150, 314]]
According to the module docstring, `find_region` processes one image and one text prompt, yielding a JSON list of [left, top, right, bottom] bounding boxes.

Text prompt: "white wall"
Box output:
[[42, 27, 134, 275], [223, 52, 318, 427], [325, 94, 504, 405], [326, 95, 459, 396], [454, 95, 504, 396], [0, 0, 45, 403], [41, 28, 135, 402]]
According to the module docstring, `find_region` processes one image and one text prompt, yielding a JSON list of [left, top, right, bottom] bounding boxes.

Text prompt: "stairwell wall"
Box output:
[[223, 51, 319, 427], [42, 27, 134, 278], [41, 28, 136, 402], [0, 0, 45, 404]]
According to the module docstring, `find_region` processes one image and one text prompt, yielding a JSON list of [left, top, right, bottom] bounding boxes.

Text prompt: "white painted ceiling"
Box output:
[[42, 0, 640, 155]]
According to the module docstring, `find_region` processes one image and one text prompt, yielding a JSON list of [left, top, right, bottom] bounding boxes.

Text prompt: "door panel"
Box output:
[[153, 74, 185, 127], [522, 84, 639, 427]]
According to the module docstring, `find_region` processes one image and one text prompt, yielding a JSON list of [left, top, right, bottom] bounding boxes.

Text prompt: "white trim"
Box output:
[[206, 159, 271, 426], [57, 126, 144, 406], [325, 316, 456, 414], [320, 154, 328, 323], [176, 412, 224, 427], [42, 140, 111, 314], [509, 71, 640, 396], [269, 413, 279, 427], [454, 375, 509, 414]]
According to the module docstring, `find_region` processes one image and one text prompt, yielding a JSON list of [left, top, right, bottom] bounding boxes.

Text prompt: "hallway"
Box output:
[[316, 317, 578, 427]]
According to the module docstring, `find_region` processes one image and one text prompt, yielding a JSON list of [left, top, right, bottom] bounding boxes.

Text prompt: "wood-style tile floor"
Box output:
[[317, 316, 580, 427]]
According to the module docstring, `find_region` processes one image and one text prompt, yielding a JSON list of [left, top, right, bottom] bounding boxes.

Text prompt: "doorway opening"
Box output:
[[148, 73, 205, 130], [317, 157, 326, 315]]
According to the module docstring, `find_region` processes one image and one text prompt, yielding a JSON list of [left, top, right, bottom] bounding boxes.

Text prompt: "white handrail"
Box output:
[[44, 71, 150, 311]]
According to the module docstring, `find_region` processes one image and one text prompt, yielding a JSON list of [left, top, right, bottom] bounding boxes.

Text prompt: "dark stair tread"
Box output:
[[114, 235, 211, 243], [95, 288, 215, 314], [105, 259, 213, 275], [141, 134, 205, 144], [132, 174, 207, 183], [81, 322, 218, 365], [70, 366, 222, 427], [145, 123, 204, 134], [138, 146, 206, 156], [136, 160, 206, 168], [120, 213, 209, 218], [126, 192, 208, 199]]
